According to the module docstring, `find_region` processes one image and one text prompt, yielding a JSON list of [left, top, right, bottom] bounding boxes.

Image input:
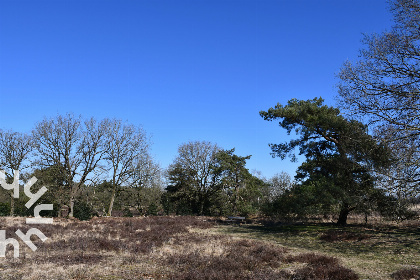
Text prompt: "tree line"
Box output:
[[0, 115, 161, 218], [0, 100, 417, 225], [0, 115, 283, 220], [0, 0, 419, 225]]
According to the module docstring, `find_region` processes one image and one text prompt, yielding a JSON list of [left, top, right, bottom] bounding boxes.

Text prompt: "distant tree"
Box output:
[[31, 164, 68, 217], [166, 141, 221, 215], [260, 98, 392, 225], [166, 144, 266, 216], [338, 0, 420, 196], [103, 119, 149, 216], [212, 149, 267, 216], [127, 152, 163, 215], [164, 164, 196, 215], [0, 129, 33, 216], [267, 172, 292, 199], [123, 185, 163, 216], [87, 180, 113, 215], [212, 149, 251, 214], [235, 175, 267, 216], [32, 114, 108, 217]]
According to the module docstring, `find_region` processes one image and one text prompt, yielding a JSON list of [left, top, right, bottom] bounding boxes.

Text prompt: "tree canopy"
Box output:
[[338, 0, 420, 196], [165, 142, 266, 216], [260, 98, 392, 225]]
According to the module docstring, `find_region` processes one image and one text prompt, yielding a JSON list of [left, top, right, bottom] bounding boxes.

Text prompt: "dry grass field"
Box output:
[[217, 217, 420, 280], [0, 216, 418, 280]]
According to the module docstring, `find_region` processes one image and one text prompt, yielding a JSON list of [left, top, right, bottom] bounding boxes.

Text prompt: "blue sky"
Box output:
[[0, 0, 393, 179]]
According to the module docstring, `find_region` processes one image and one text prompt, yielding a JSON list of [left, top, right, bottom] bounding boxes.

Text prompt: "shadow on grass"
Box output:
[[217, 221, 420, 258]]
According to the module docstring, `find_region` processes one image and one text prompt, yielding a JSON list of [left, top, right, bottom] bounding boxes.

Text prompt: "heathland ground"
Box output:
[[0, 215, 418, 280]]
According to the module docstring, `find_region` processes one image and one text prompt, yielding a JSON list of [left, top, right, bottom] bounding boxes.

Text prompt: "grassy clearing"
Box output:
[[214, 220, 420, 280]]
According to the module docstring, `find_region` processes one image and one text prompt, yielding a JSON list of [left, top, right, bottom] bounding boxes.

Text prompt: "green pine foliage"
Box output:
[[260, 98, 400, 225]]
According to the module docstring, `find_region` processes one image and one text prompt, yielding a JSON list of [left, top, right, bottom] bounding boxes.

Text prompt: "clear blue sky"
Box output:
[[0, 0, 392, 179]]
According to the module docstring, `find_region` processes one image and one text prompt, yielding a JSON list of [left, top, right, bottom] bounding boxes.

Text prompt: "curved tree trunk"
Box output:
[[337, 208, 349, 226], [337, 203, 355, 226]]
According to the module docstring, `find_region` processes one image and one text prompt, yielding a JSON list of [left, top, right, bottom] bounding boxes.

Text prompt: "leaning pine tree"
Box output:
[[260, 98, 391, 225]]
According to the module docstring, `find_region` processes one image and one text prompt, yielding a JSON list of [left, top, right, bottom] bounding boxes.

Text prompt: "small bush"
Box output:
[[73, 200, 95, 220], [123, 207, 133, 217], [0, 202, 10, 216], [287, 253, 359, 280], [146, 202, 158, 216], [391, 268, 420, 280], [294, 264, 359, 280]]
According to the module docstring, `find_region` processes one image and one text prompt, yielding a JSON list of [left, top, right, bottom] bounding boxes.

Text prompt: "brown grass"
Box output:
[[0, 216, 362, 280]]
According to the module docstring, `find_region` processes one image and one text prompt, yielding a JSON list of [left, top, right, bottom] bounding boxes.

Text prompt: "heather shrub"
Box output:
[[73, 200, 95, 220], [123, 207, 133, 217], [37, 216, 214, 258], [391, 268, 420, 280], [287, 253, 359, 280], [0, 216, 360, 280], [146, 202, 158, 216], [293, 264, 359, 280], [165, 238, 358, 280], [0, 202, 10, 216]]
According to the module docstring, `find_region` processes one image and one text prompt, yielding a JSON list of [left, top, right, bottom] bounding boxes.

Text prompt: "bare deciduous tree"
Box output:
[[126, 153, 163, 214], [268, 172, 292, 199], [103, 119, 149, 216], [167, 141, 221, 215], [0, 129, 33, 215], [338, 0, 420, 195], [32, 114, 108, 217]]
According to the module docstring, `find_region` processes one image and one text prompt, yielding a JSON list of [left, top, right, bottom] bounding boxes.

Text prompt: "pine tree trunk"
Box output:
[[233, 185, 238, 215]]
